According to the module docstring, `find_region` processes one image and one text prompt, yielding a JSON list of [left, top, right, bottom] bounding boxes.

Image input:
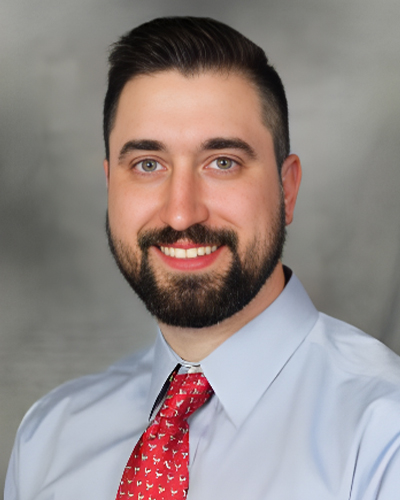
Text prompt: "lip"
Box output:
[[152, 245, 224, 271]]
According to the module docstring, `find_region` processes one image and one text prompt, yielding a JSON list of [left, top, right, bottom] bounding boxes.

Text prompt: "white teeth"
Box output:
[[186, 248, 198, 259], [174, 248, 186, 259], [160, 245, 219, 259]]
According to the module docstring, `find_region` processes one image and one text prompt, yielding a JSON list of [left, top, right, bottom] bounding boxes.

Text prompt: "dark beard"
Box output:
[[106, 202, 286, 328]]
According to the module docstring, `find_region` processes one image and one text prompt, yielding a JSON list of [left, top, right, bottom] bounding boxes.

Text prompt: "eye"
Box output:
[[209, 157, 236, 170], [135, 159, 163, 172]]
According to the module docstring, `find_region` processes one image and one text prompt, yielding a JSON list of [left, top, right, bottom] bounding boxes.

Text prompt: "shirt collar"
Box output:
[[145, 271, 318, 427], [145, 331, 183, 417]]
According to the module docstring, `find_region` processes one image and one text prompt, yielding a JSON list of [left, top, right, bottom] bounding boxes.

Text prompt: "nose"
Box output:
[[159, 165, 209, 231]]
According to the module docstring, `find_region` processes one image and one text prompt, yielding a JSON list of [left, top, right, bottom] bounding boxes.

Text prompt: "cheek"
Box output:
[[208, 178, 280, 233], [107, 182, 153, 239]]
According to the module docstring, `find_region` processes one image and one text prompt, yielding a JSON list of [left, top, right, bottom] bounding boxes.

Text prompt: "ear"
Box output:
[[103, 159, 110, 188], [281, 154, 302, 226]]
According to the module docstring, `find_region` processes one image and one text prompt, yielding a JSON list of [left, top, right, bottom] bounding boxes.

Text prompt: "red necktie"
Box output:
[[116, 372, 213, 500]]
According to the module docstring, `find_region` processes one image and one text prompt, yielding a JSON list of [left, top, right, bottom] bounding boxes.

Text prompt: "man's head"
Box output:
[[103, 18, 301, 330], [103, 16, 289, 172]]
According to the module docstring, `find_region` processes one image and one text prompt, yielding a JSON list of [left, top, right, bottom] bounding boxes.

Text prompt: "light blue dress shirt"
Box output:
[[5, 273, 400, 499]]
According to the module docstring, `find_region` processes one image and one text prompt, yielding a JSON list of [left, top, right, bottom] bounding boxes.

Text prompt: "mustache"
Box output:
[[138, 224, 238, 252]]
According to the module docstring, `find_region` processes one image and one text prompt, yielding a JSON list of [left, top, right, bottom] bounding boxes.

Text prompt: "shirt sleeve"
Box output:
[[376, 444, 400, 498], [350, 399, 400, 500], [4, 397, 44, 500], [4, 439, 19, 500]]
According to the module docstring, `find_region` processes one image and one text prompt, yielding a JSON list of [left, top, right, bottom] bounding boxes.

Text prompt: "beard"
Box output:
[[106, 199, 286, 329]]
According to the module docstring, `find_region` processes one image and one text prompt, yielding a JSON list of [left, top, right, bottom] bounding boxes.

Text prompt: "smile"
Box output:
[[159, 245, 218, 259]]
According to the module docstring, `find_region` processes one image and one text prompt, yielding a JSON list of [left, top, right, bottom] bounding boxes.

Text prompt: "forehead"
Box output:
[[109, 70, 273, 159]]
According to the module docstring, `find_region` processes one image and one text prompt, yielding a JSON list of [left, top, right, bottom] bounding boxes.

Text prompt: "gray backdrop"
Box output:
[[1, 0, 400, 489]]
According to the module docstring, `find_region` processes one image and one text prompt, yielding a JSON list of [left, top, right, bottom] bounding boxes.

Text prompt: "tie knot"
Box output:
[[158, 372, 213, 421]]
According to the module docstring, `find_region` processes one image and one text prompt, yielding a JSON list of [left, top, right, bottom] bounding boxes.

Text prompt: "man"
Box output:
[[5, 16, 400, 500]]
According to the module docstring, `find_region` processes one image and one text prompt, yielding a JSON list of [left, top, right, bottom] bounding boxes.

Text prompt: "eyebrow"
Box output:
[[118, 136, 257, 163], [201, 137, 257, 159], [118, 139, 166, 162]]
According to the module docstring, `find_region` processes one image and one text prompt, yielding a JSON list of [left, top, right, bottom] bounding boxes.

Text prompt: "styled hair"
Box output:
[[103, 16, 289, 171]]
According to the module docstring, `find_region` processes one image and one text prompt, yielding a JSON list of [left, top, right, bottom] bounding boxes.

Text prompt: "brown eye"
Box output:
[[215, 158, 233, 170]]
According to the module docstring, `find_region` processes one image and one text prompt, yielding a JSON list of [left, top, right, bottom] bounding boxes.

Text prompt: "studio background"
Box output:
[[1, 0, 400, 488]]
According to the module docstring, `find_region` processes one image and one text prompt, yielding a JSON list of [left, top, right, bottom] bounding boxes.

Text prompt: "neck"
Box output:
[[158, 262, 286, 362]]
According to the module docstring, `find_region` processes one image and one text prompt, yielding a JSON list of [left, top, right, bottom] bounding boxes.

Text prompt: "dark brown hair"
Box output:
[[103, 16, 289, 171]]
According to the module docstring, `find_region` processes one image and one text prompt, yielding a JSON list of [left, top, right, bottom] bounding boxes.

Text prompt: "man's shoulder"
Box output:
[[18, 344, 154, 441], [6, 346, 156, 500], [309, 312, 400, 393]]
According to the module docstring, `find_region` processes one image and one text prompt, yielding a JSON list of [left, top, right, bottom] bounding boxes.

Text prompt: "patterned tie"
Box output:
[[116, 372, 213, 500]]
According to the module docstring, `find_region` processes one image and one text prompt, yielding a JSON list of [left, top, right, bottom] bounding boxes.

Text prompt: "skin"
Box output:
[[104, 70, 302, 362]]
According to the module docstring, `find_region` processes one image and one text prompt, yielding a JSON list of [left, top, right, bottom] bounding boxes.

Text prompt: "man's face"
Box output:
[[105, 71, 296, 328]]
